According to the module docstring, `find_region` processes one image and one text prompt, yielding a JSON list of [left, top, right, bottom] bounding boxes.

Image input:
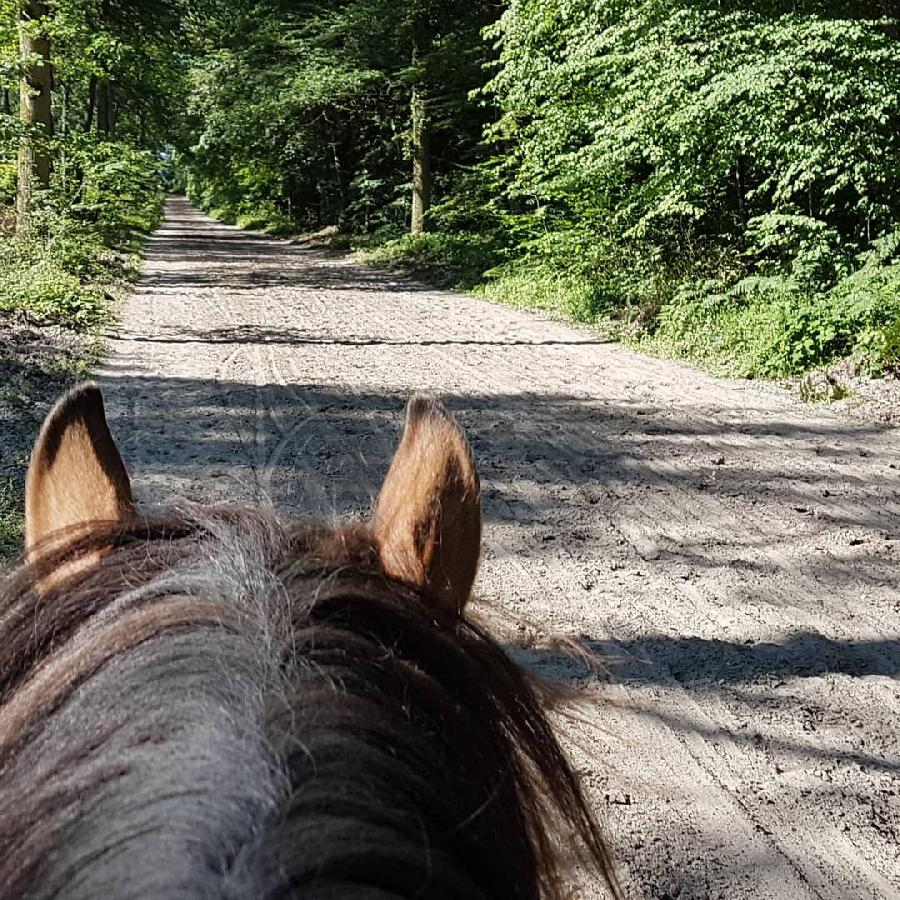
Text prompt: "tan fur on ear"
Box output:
[[373, 395, 481, 615], [25, 383, 134, 559]]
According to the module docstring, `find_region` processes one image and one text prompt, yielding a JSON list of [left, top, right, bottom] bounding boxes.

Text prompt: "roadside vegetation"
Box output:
[[0, 477, 22, 559], [182, 1, 900, 380], [1, 3, 176, 328], [1, 0, 180, 557]]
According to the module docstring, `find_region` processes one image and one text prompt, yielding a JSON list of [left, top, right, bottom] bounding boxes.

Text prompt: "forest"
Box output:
[[2, 1, 900, 377]]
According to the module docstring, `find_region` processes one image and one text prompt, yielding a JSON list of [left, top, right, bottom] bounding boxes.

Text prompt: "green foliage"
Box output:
[[1, 0, 171, 329], [646, 268, 900, 377], [0, 254, 108, 326], [360, 230, 502, 289], [5, 0, 899, 380], [487, 3, 900, 258], [477, 262, 615, 324], [479, 1, 900, 375], [185, 0, 497, 233], [0, 139, 164, 327], [235, 206, 295, 235], [882, 318, 900, 372], [74, 142, 166, 237]]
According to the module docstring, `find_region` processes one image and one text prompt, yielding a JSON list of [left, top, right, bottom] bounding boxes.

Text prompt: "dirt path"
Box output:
[[98, 197, 900, 899]]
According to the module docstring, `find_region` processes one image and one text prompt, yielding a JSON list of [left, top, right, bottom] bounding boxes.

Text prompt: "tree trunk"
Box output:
[[85, 74, 97, 131], [331, 142, 345, 226], [97, 79, 115, 138], [59, 80, 69, 188], [410, 85, 431, 235], [96, 0, 115, 138], [16, 0, 53, 235], [2, 88, 11, 116], [106, 81, 116, 138]]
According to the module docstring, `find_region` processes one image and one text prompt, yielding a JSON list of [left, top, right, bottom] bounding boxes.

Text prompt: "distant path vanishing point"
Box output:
[[98, 196, 900, 900]]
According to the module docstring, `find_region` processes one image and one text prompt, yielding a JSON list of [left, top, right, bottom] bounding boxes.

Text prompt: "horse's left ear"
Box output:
[[25, 383, 134, 555], [373, 395, 481, 616]]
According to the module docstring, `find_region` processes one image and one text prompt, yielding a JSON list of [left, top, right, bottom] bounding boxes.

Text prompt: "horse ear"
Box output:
[[373, 396, 481, 615], [25, 383, 134, 555]]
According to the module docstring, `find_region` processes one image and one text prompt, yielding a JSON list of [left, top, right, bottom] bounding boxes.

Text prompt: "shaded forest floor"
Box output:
[[0, 311, 99, 556], [8, 197, 900, 898]]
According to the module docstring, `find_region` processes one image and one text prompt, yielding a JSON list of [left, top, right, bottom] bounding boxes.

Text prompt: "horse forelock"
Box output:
[[0, 509, 618, 899]]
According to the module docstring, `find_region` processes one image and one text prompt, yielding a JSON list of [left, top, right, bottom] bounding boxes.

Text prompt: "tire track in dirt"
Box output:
[[98, 198, 900, 900]]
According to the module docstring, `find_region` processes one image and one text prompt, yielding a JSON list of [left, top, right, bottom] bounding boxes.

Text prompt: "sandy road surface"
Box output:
[[98, 197, 900, 899]]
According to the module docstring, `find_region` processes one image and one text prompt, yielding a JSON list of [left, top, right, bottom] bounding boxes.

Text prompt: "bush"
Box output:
[[646, 268, 900, 377], [190, 174, 298, 235], [73, 142, 166, 237], [0, 250, 109, 327], [479, 1, 900, 377], [360, 231, 502, 288], [477, 262, 615, 323], [235, 202, 296, 235], [0, 139, 164, 329]]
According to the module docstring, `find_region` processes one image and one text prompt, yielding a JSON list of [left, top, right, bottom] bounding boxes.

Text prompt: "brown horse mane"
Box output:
[[0, 509, 619, 898]]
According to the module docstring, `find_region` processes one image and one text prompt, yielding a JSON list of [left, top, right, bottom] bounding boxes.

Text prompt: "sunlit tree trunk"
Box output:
[[16, 0, 53, 235], [410, 84, 431, 234]]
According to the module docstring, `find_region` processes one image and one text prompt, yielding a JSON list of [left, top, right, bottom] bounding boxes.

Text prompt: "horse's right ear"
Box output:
[[373, 396, 481, 616], [25, 383, 134, 556]]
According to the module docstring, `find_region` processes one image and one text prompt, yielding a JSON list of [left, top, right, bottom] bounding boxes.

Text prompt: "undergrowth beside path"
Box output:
[[352, 230, 900, 384], [0, 150, 164, 561]]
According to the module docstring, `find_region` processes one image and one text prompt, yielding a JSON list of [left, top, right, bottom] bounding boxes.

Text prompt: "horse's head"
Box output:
[[1, 384, 618, 899], [26, 384, 482, 612]]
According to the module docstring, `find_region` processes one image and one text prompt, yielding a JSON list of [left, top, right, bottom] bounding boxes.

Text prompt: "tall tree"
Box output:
[[409, 82, 430, 233], [16, 0, 52, 233]]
